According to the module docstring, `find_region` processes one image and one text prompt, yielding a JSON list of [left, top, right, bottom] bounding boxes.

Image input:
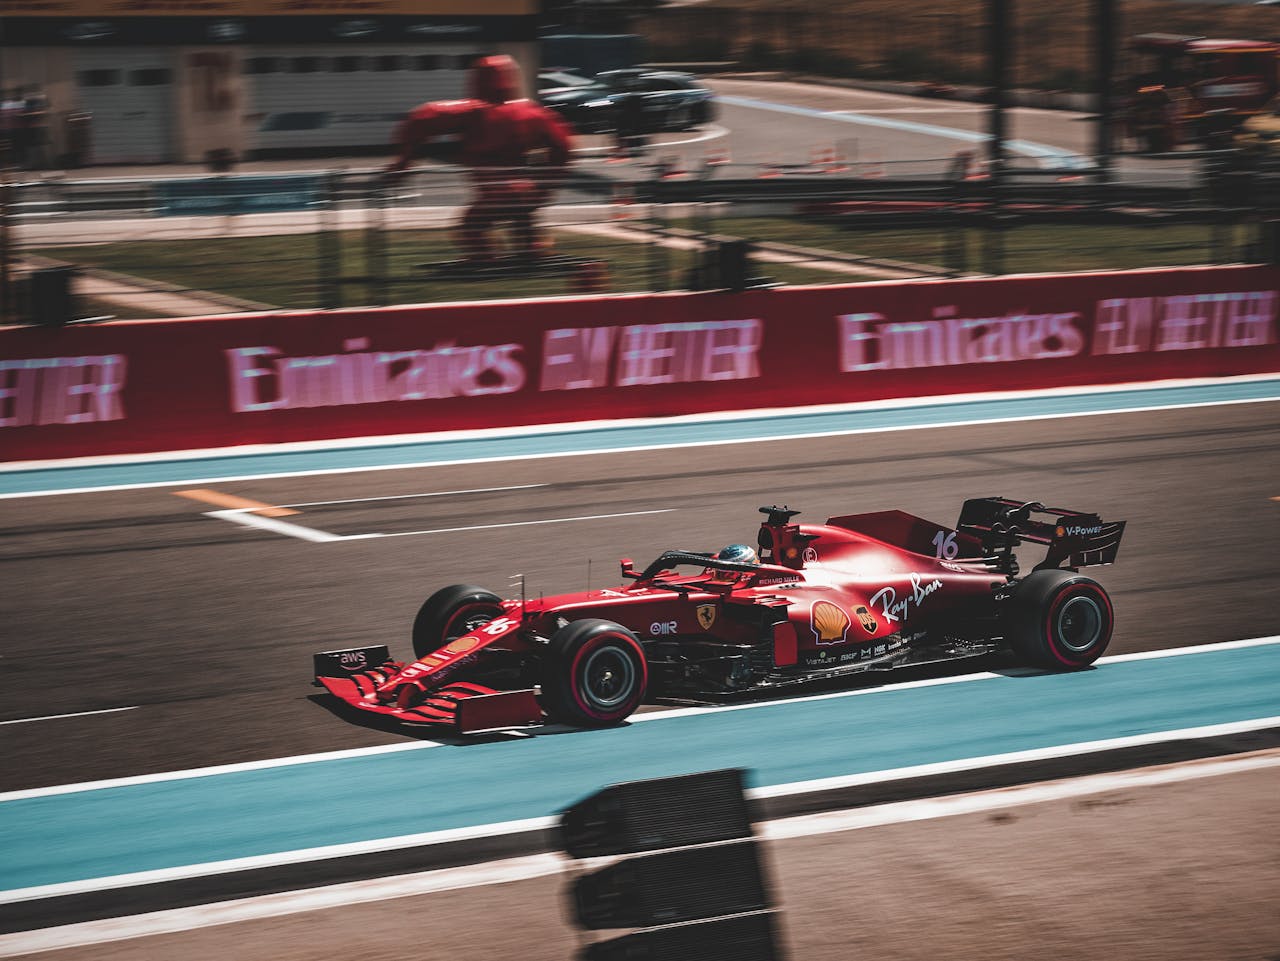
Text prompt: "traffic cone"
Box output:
[[964, 160, 989, 181], [703, 143, 732, 167], [657, 155, 688, 180], [605, 141, 630, 165], [825, 143, 850, 174]]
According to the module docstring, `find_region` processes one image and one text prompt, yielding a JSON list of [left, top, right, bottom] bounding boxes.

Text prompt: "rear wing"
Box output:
[[957, 497, 1126, 571]]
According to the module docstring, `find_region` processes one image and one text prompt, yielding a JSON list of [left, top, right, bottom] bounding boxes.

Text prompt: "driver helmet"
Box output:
[[717, 543, 759, 565]]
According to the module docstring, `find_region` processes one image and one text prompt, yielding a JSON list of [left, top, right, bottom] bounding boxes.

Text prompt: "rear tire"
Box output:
[[540, 619, 647, 727], [1006, 570, 1114, 670], [412, 585, 503, 660]]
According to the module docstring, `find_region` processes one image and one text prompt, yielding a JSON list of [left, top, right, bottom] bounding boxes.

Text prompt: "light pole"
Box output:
[[988, 0, 1010, 183]]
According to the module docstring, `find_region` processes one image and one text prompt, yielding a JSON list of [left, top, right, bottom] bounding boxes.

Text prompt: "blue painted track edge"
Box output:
[[3, 376, 1278, 497]]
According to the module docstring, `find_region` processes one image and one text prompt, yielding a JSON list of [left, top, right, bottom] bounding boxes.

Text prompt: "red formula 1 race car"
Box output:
[[314, 498, 1125, 734]]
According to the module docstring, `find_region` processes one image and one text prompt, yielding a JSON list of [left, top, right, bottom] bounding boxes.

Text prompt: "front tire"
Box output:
[[540, 619, 647, 727], [412, 584, 503, 660], [1006, 570, 1114, 670]]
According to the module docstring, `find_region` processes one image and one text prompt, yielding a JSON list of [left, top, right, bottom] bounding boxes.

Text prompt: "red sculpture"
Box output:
[[389, 55, 574, 263]]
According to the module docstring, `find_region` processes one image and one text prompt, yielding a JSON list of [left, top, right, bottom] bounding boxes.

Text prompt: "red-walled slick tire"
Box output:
[[412, 585, 503, 660], [540, 619, 647, 727], [1006, 570, 1114, 670]]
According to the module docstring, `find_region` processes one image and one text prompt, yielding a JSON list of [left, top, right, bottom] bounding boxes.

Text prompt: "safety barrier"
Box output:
[[2, 263, 1278, 462]]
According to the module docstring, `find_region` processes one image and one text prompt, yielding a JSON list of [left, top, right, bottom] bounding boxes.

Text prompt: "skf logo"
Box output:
[[696, 605, 717, 630], [650, 621, 678, 636], [855, 605, 877, 634], [811, 601, 850, 645]]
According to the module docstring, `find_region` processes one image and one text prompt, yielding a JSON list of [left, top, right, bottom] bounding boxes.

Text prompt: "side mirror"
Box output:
[[620, 557, 639, 580]]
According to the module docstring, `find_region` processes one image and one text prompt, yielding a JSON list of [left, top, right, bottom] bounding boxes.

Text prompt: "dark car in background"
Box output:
[[540, 69, 716, 134], [537, 70, 596, 96]]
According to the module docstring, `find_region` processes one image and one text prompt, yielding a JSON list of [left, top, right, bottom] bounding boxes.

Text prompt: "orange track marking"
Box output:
[[175, 489, 299, 517]]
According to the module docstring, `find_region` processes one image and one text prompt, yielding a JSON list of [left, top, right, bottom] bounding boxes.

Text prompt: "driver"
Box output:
[[716, 544, 759, 565]]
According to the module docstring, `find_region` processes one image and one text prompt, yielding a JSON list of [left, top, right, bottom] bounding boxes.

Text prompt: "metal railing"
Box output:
[[2, 151, 1273, 324]]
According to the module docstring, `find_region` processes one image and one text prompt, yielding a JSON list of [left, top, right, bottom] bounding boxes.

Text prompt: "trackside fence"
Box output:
[[2, 152, 1277, 325]]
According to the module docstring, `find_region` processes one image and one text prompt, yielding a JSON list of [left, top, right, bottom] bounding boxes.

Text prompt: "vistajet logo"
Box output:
[[226, 338, 525, 413]]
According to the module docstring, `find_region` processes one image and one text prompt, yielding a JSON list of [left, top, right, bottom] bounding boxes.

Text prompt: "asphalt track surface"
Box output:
[[3, 397, 1278, 792], [2, 392, 1279, 956]]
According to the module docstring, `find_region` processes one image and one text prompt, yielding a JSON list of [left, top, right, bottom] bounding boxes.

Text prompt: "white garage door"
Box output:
[[246, 46, 478, 153], [73, 49, 174, 164]]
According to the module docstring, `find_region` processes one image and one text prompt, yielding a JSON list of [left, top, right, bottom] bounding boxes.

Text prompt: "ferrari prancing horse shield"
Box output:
[[697, 604, 717, 630]]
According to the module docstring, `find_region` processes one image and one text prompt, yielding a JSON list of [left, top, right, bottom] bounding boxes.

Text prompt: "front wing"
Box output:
[[317, 665, 542, 733]]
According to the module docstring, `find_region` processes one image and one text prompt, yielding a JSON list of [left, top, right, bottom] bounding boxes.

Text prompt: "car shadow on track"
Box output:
[[310, 655, 1089, 743], [308, 692, 511, 744], [308, 691, 594, 744], [649, 652, 1059, 709]]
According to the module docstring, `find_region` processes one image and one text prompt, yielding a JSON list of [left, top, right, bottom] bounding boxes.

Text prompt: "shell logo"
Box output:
[[443, 636, 480, 656], [811, 600, 851, 645]]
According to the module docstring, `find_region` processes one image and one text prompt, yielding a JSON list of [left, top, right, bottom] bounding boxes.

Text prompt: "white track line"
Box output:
[[0, 740, 449, 803], [747, 715, 1280, 801], [4, 713, 1277, 908], [0, 707, 138, 726], [206, 507, 677, 542], [4, 750, 1275, 957], [633, 634, 1280, 723], [2, 373, 1277, 498], [1098, 635, 1280, 662], [0, 817, 555, 906], [279, 484, 546, 508], [8, 372, 1273, 472], [337, 508, 677, 540], [4, 636, 1276, 803], [209, 508, 343, 542], [758, 749, 1280, 838]]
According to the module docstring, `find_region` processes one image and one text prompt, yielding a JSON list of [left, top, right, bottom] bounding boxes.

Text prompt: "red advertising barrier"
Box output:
[[2, 264, 1279, 462]]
